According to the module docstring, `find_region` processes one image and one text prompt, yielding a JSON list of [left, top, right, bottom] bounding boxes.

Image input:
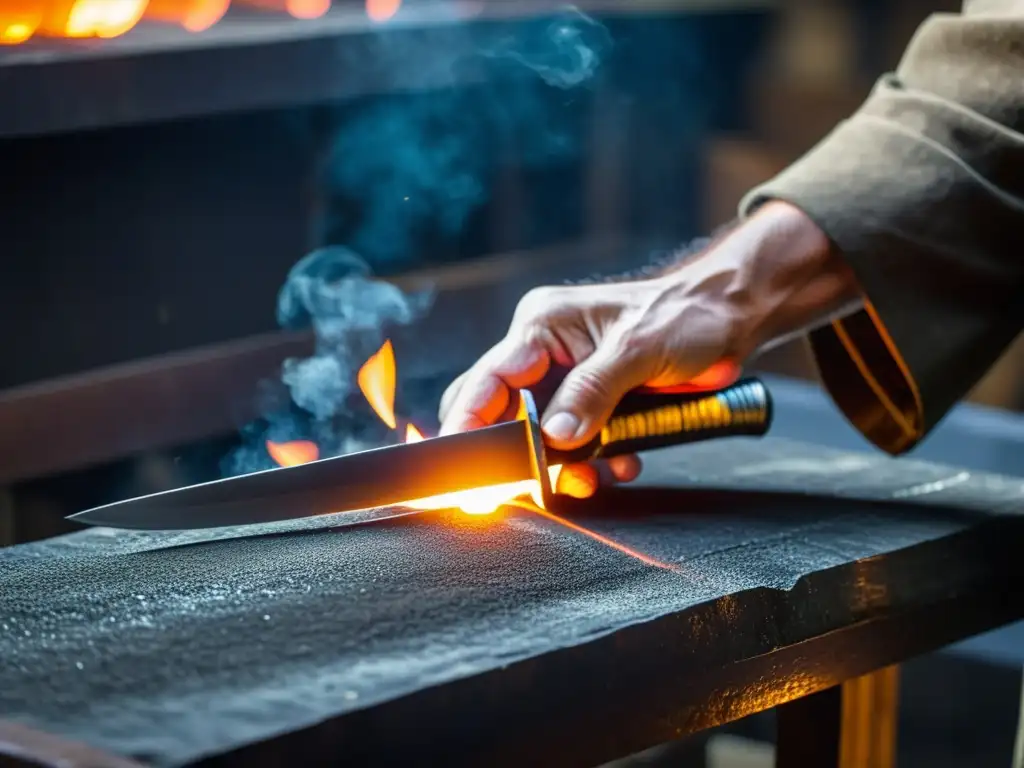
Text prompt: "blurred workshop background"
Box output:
[[0, 0, 1022, 766]]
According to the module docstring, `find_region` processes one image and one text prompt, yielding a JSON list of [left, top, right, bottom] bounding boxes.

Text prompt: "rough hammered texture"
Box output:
[[1, 438, 1022, 765]]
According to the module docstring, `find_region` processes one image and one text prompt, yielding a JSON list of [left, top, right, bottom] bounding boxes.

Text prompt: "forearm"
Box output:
[[660, 201, 861, 360]]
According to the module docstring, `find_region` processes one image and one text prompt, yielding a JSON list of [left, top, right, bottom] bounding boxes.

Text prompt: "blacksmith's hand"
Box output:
[[438, 202, 859, 498]]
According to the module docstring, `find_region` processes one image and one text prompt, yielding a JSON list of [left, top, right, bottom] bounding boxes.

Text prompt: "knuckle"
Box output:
[[514, 286, 565, 323], [566, 365, 615, 404]]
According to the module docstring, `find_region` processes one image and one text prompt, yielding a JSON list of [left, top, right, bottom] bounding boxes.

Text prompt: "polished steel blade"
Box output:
[[67, 422, 534, 530]]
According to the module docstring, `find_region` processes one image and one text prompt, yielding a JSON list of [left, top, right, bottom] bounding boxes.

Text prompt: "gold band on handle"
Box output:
[[598, 381, 769, 448]]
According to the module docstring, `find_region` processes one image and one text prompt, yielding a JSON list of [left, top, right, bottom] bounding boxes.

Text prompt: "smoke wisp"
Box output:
[[323, 6, 612, 268]]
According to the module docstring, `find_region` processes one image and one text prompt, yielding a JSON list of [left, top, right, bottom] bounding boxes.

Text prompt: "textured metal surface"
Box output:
[[68, 421, 533, 530], [2, 438, 1023, 767]]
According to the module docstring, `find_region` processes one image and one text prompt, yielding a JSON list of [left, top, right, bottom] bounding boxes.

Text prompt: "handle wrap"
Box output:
[[544, 378, 772, 464]]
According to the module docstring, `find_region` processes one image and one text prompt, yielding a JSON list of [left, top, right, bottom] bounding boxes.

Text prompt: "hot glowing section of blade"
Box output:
[[358, 339, 398, 430], [402, 424, 563, 514], [359, 339, 557, 515], [403, 424, 559, 514], [266, 440, 320, 468]]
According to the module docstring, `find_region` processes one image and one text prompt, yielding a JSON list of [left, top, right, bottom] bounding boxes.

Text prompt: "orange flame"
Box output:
[[365, 0, 400, 22], [357, 339, 398, 430], [267, 440, 320, 467]]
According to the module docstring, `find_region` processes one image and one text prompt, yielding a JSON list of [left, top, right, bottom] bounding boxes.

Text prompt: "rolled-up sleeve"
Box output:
[[740, 4, 1024, 454]]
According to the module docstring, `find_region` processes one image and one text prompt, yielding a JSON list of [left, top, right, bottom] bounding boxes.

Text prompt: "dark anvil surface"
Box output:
[[2, 438, 1023, 767]]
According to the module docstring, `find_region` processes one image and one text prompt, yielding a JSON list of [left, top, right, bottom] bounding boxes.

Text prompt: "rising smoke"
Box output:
[[324, 7, 612, 267], [223, 7, 614, 476]]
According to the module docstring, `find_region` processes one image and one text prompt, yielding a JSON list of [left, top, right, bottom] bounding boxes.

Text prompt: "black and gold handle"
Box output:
[[539, 378, 773, 464]]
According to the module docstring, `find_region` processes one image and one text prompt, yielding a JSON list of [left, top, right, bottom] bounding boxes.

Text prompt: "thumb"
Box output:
[[540, 344, 646, 449]]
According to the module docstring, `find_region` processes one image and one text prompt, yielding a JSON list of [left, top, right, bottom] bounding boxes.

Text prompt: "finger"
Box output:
[[540, 342, 646, 450], [607, 454, 642, 483], [554, 456, 640, 499], [440, 339, 551, 435], [555, 463, 599, 498]]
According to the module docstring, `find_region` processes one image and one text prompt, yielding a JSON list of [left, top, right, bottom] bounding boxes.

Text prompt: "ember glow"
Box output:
[[0, 4, 41, 44], [57, 0, 149, 38], [286, 0, 331, 19], [365, 0, 400, 22], [145, 0, 230, 31], [266, 439, 320, 467]]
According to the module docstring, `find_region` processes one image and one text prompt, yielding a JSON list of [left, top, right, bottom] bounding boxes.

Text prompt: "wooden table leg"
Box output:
[[776, 666, 900, 768]]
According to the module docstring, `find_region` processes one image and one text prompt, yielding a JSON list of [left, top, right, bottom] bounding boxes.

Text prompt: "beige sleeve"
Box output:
[[740, 4, 1024, 454]]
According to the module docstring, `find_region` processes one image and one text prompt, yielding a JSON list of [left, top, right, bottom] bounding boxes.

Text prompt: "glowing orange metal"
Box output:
[[266, 440, 320, 467]]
